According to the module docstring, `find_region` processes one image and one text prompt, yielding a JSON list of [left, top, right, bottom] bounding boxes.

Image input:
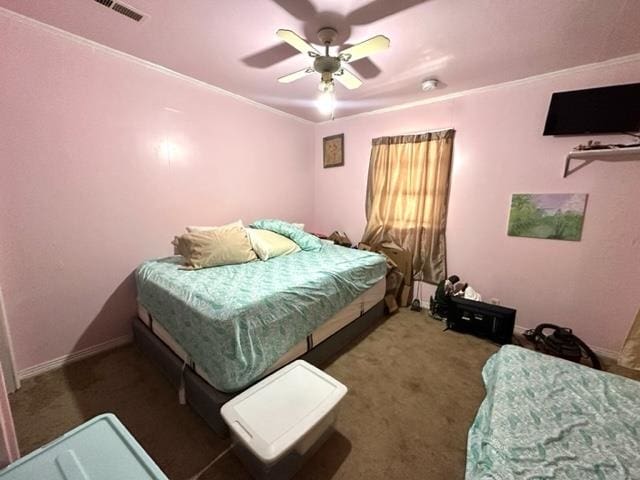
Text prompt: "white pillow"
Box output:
[[186, 220, 243, 233], [246, 228, 301, 261]]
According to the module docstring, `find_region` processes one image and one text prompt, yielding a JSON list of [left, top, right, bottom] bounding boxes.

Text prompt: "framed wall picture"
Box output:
[[507, 193, 588, 241], [323, 134, 344, 168]]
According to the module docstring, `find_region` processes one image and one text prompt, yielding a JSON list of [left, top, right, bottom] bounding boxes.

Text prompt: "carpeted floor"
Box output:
[[9, 310, 640, 479]]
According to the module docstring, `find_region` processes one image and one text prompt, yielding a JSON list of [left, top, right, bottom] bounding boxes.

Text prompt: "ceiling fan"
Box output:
[[276, 27, 390, 115]]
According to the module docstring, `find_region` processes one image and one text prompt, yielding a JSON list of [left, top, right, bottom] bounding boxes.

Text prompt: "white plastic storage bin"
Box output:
[[221, 360, 347, 480], [0, 413, 169, 480]]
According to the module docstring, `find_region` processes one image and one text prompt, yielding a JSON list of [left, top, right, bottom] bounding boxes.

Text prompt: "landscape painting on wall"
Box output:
[[508, 193, 588, 241]]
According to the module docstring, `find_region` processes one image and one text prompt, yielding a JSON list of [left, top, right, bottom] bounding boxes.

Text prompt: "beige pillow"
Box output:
[[186, 220, 243, 233], [246, 228, 301, 261], [173, 225, 257, 269]]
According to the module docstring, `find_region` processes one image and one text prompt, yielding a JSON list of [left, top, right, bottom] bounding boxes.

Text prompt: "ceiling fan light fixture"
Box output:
[[275, 27, 389, 114], [317, 89, 336, 116], [318, 79, 335, 92]]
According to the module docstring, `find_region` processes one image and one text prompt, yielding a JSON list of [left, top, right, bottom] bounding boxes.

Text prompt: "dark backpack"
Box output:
[[523, 323, 601, 370]]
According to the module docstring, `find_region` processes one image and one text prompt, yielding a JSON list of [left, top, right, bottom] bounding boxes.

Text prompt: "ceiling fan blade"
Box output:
[[334, 68, 362, 90], [346, 0, 427, 25], [341, 44, 383, 79], [242, 43, 298, 68], [276, 29, 320, 57], [338, 35, 390, 63], [350, 57, 382, 79], [278, 67, 315, 84], [272, 0, 317, 21]]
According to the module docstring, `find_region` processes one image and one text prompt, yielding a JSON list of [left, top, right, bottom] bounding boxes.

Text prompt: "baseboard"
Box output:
[[18, 334, 133, 380], [513, 325, 619, 361]]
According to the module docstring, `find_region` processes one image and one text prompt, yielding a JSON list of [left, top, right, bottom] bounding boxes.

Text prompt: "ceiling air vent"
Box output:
[[111, 2, 145, 22], [92, 0, 146, 22]]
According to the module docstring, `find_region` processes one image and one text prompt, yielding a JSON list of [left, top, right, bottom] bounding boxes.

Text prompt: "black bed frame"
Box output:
[[132, 300, 386, 437]]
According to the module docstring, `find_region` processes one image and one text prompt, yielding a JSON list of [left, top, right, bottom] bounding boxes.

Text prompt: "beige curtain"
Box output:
[[362, 129, 454, 284], [619, 308, 640, 370]]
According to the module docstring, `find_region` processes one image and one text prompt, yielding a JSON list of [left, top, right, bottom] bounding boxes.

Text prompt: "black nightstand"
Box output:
[[447, 297, 516, 344]]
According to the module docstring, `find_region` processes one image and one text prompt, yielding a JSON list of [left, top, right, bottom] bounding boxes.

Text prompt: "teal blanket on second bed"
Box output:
[[467, 345, 640, 479], [136, 245, 386, 392]]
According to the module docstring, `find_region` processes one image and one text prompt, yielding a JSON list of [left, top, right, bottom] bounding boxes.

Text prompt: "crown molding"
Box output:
[[319, 52, 640, 125], [0, 6, 313, 125]]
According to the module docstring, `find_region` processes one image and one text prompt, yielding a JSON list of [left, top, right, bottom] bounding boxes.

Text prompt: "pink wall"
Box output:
[[0, 14, 314, 373], [313, 59, 640, 354], [1, 8, 638, 374]]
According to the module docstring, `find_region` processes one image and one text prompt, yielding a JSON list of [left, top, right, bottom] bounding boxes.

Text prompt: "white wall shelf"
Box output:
[[564, 145, 640, 177]]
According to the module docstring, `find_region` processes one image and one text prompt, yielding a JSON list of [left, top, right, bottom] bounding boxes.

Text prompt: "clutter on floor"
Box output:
[[523, 323, 602, 369], [358, 241, 413, 313], [328, 231, 353, 248], [429, 274, 515, 344]]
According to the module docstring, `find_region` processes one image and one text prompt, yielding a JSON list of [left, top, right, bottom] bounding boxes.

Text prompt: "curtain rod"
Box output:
[[399, 127, 454, 135]]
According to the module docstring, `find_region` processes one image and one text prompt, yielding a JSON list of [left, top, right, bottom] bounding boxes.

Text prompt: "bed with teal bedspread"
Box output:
[[136, 244, 386, 393], [467, 345, 640, 479]]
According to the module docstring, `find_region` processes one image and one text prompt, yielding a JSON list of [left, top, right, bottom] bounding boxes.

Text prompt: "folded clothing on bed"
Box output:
[[136, 244, 386, 392], [467, 345, 640, 479]]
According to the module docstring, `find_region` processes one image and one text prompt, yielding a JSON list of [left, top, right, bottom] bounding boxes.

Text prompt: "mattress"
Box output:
[[138, 278, 385, 388], [466, 345, 640, 479], [136, 245, 387, 392]]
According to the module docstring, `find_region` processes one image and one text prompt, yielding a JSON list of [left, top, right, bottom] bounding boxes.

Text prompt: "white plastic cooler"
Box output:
[[221, 360, 347, 479], [0, 413, 168, 480]]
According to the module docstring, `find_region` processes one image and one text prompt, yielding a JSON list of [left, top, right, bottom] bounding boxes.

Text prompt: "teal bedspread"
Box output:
[[136, 245, 386, 393], [467, 345, 640, 479]]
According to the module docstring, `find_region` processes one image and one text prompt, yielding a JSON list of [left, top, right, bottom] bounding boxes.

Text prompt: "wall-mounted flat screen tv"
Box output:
[[543, 83, 640, 135]]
